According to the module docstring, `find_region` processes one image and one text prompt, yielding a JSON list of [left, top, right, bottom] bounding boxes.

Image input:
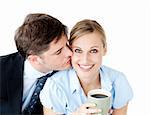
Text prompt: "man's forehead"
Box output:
[[48, 36, 67, 53]]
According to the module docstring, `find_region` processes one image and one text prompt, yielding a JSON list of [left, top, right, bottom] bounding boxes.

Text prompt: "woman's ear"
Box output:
[[103, 47, 107, 56], [102, 42, 107, 56]]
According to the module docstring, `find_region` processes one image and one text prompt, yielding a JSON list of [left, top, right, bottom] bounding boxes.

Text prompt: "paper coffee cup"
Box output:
[[87, 89, 111, 115]]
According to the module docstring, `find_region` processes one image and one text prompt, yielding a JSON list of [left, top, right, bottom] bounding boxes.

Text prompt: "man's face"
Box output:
[[37, 35, 72, 73]]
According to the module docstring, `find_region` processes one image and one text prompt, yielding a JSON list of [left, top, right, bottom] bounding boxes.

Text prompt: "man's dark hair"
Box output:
[[14, 13, 67, 58]]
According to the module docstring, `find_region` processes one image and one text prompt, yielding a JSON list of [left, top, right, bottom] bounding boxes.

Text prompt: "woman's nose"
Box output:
[[81, 53, 90, 64]]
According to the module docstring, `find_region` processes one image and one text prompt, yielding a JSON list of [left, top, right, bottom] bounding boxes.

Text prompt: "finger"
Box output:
[[86, 108, 102, 114], [84, 102, 96, 108], [56, 113, 65, 115]]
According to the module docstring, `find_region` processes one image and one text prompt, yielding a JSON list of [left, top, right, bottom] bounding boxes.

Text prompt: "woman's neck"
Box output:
[[79, 73, 101, 96]]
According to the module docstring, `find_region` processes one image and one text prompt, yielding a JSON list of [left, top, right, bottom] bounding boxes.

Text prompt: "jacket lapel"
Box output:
[[7, 77, 23, 113], [7, 53, 24, 113]]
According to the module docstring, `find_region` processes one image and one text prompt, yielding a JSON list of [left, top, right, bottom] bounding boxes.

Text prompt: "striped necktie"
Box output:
[[23, 71, 57, 114]]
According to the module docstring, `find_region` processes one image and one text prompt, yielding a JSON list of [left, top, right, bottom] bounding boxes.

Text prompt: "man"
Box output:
[[0, 13, 72, 114]]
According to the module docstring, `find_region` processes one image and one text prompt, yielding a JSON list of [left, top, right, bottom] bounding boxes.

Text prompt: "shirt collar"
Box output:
[[69, 66, 112, 94], [100, 66, 112, 91], [24, 59, 52, 79], [69, 68, 81, 94]]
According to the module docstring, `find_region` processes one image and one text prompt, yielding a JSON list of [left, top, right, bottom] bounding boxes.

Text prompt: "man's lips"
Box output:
[[65, 58, 71, 64]]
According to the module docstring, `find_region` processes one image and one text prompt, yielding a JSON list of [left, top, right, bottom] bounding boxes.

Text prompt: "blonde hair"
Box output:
[[69, 19, 106, 48]]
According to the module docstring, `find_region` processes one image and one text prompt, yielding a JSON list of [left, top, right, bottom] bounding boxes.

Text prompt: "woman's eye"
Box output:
[[74, 49, 82, 53], [90, 49, 98, 53]]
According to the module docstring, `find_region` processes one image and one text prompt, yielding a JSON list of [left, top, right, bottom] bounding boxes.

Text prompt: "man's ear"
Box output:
[[27, 55, 40, 64]]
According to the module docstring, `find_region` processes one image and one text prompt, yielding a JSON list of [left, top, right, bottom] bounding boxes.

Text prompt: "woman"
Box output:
[[40, 19, 133, 115]]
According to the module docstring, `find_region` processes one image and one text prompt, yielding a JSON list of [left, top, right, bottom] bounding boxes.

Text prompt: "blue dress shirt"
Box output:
[[40, 65, 133, 114], [22, 60, 52, 111]]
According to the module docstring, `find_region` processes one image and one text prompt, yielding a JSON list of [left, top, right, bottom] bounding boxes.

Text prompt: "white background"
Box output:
[[0, 0, 149, 114]]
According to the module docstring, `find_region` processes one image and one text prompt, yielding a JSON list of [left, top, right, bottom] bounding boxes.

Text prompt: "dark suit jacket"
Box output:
[[0, 52, 43, 115]]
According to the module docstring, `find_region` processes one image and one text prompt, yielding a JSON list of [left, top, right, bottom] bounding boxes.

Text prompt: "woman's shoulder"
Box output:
[[101, 65, 124, 75], [46, 68, 75, 87], [101, 66, 134, 108], [101, 65, 126, 81], [51, 68, 75, 79]]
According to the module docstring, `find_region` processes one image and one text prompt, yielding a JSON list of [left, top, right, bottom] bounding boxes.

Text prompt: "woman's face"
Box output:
[[71, 32, 106, 80]]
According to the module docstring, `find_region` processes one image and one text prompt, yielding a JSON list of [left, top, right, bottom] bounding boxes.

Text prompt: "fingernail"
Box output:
[[98, 109, 102, 112]]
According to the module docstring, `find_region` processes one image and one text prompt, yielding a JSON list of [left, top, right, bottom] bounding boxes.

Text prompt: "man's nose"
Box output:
[[65, 46, 73, 57]]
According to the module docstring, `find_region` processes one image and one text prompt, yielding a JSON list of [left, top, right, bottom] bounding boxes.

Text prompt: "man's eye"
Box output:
[[74, 49, 82, 53], [90, 49, 98, 53], [55, 49, 62, 55]]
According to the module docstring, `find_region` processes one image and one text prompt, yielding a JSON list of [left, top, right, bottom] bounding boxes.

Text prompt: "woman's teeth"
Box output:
[[79, 65, 93, 70]]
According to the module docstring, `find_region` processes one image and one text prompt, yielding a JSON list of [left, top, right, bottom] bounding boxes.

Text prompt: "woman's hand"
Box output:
[[72, 103, 101, 115], [43, 107, 64, 115]]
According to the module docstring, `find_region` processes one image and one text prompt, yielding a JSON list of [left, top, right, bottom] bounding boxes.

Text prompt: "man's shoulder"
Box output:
[[1, 52, 20, 59], [0, 52, 25, 73], [0, 52, 24, 63]]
